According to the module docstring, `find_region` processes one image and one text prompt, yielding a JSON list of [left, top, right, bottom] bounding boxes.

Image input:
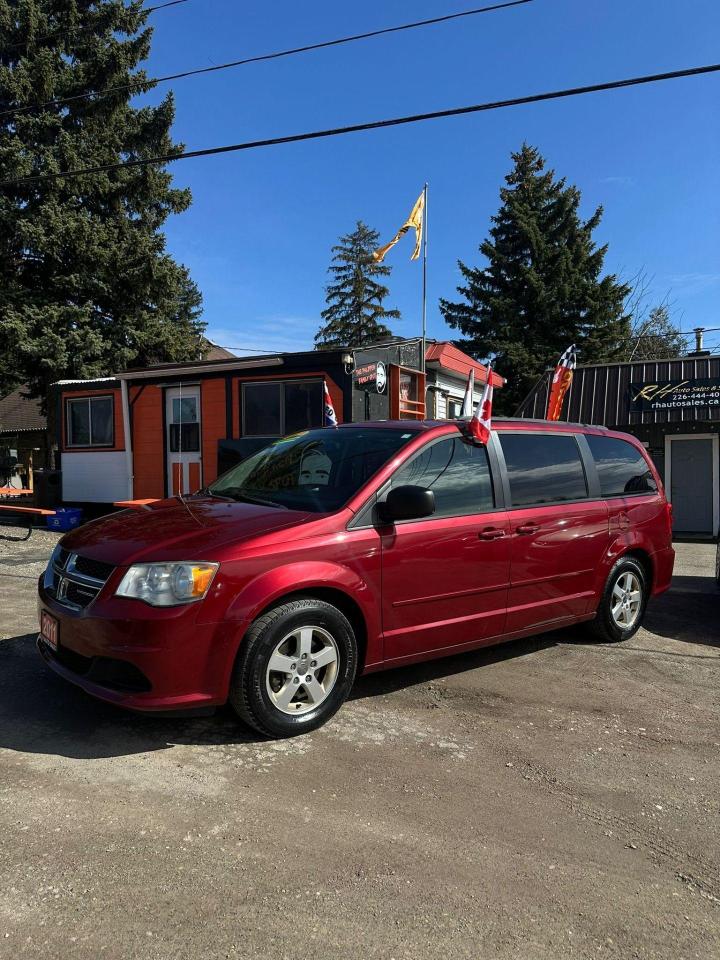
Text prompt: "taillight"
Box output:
[[665, 501, 673, 543]]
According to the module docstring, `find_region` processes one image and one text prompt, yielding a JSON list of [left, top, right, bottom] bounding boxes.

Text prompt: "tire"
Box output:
[[589, 557, 648, 644], [715, 540, 720, 586], [229, 597, 358, 738]]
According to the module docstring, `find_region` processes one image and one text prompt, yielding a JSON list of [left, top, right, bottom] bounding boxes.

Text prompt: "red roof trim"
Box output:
[[425, 342, 505, 387]]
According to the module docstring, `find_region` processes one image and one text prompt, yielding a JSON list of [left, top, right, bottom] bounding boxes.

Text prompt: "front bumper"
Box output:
[[37, 580, 239, 711]]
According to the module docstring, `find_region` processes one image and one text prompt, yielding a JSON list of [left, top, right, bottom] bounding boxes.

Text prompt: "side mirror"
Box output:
[[377, 485, 435, 524]]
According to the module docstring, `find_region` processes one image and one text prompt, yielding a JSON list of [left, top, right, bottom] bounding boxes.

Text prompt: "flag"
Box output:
[[373, 190, 425, 262], [461, 369, 475, 417], [324, 381, 338, 427], [469, 362, 494, 444], [546, 345, 577, 421]]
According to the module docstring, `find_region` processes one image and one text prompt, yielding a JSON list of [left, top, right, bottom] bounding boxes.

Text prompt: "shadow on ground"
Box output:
[[642, 574, 719, 647], [0, 630, 553, 762], [1, 570, 716, 761]]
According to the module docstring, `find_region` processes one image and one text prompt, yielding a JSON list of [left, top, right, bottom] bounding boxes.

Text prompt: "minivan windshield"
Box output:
[[206, 427, 416, 513]]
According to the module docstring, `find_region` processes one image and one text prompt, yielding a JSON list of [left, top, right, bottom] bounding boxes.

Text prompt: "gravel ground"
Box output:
[[0, 529, 718, 960]]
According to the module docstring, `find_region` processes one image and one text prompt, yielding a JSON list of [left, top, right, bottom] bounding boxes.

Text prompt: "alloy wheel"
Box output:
[[610, 571, 642, 630], [265, 625, 339, 716]]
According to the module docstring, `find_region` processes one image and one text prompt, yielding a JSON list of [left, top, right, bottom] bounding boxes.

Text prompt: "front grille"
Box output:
[[65, 580, 101, 607], [72, 555, 114, 582], [44, 551, 115, 612]]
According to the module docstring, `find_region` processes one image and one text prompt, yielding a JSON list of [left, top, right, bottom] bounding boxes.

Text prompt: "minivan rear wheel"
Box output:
[[229, 598, 358, 738], [589, 557, 648, 643]]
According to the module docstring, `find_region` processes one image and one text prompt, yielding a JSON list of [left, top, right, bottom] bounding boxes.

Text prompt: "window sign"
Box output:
[[399, 370, 415, 402], [629, 379, 720, 412]]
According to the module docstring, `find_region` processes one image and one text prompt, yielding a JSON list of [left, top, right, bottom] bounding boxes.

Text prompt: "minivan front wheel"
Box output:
[[590, 557, 648, 643], [229, 598, 358, 738]]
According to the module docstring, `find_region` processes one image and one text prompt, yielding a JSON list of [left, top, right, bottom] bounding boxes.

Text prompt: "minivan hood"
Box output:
[[59, 497, 313, 565]]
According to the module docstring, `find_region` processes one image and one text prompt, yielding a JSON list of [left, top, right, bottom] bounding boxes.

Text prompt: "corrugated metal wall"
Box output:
[[518, 356, 720, 427]]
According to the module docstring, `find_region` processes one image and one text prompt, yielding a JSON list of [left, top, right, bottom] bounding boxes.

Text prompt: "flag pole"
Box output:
[[421, 181, 428, 374]]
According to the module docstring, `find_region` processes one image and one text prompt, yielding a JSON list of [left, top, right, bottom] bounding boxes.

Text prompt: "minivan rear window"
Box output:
[[499, 433, 588, 506], [586, 435, 657, 497]]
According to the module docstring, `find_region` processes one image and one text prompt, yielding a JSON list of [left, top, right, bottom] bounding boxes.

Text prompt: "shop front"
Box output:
[[53, 339, 429, 506], [518, 355, 720, 539]]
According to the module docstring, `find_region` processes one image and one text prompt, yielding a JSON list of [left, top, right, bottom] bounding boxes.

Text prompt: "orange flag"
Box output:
[[373, 191, 425, 262]]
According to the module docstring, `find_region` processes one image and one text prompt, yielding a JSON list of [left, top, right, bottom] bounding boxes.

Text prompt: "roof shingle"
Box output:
[[0, 387, 46, 433]]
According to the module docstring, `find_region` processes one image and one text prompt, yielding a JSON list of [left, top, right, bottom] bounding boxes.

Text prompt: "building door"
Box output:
[[165, 386, 202, 495], [669, 438, 714, 535]]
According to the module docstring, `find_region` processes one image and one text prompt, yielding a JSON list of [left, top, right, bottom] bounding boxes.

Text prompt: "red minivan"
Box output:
[[38, 419, 674, 738]]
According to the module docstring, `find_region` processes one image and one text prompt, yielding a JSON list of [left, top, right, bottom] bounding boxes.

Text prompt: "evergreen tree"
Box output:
[[0, 0, 205, 406], [627, 305, 686, 360], [440, 144, 631, 413], [315, 221, 399, 348]]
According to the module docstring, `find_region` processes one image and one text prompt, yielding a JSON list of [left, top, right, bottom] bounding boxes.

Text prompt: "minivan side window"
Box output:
[[499, 433, 588, 506], [390, 437, 495, 518], [586, 435, 657, 497]]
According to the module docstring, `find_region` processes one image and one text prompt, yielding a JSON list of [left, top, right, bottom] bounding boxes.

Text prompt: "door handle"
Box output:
[[619, 513, 630, 529], [516, 523, 540, 536], [478, 527, 506, 540]]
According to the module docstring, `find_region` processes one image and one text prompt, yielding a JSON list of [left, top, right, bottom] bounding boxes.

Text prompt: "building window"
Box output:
[[242, 380, 323, 437], [169, 396, 200, 452], [448, 398, 463, 420], [586, 435, 657, 497], [66, 396, 114, 447], [499, 433, 588, 506], [389, 436, 495, 518]]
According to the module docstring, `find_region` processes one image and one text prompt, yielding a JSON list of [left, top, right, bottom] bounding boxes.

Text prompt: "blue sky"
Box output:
[[141, 0, 720, 355]]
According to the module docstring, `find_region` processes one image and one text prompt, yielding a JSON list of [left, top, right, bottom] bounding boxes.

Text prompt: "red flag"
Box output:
[[460, 369, 475, 417], [546, 345, 577, 421], [469, 363, 494, 444]]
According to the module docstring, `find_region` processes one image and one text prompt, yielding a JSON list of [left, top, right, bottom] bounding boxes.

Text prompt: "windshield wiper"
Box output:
[[200, 489, 233, 501]]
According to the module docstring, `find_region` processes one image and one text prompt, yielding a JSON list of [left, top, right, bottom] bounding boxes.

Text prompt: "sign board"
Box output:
[[353, 360, 387, 394], [629, 378, 720, 412]]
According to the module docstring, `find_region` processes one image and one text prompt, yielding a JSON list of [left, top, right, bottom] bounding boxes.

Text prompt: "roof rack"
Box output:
[[490, 416, 610, 431]]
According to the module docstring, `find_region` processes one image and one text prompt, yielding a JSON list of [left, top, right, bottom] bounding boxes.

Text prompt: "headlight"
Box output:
[[115, 562, 219, 607]]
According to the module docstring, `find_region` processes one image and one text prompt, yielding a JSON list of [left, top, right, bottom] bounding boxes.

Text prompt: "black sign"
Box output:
[[353, 361, 387, 393], [629, 378, 720, 412]]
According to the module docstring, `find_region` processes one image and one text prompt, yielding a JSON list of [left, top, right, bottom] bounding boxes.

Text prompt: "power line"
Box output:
[[145, 0, 190, 10], [217, 332, 720, 357], [0, 0, 189, 55], [0, 1, 532, 121], [3, 61, 719, 189]]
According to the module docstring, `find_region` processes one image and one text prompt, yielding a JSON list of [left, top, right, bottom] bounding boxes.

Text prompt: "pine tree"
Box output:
[[440, 144, 631, 413], [0, 0, 205, 406], [315, 221, 399, 348]]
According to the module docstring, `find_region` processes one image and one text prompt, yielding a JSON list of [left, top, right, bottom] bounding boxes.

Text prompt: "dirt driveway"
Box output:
[[0, 531, 718, 959]]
